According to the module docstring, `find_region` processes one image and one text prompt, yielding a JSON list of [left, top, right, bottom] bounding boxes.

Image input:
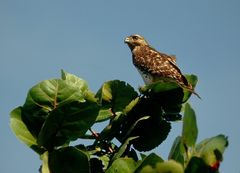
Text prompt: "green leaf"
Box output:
[[183, 74, 199, 102], [185, 157, 212, 173], [168, 136, 184, 165], [182, 103, 198, 147], [195, 135, 228, 166], [135, 153, 163, 173], [106, 158, 137, 173], [99, 155, 110, 170], [10, 107, 37, 147], [37, 100, 99, 149], [140, 81, 179, 93], [139, 165, 155, 173], [139, 81, 184, 106], [155, 160, 184, 173], [48, 147, 90, 173], [124, 97, 140, 114], [61, 70, 88, 92], [111, 136, 139, 163], [131, 117, 171, 151], [90, 158, 104, 173], [96, 80, 138, 113], [140, 74, 199, 104], [95, 108, 113, 122], [41, 152, 50, 173], [21, 79, 86, 138]]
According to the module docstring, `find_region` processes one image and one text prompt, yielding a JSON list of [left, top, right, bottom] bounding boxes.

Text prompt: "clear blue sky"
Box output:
[[1, 1, 240, 172]]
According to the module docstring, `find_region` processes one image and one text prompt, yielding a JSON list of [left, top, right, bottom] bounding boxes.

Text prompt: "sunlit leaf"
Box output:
[[106, 158, 137, 173], [195, 135, 228, 167], [183, 74, 199, 102], [111, 136, 139, 162], [21, 79, 86, 138], [61, 70, 88, 92], [96, 80, 138, 113], [155, 160, 184, 173], [95, 108, 113, 122], [135, 153, 163, 172], [168, 136, 184, 165], [182, 103, 198, 147], [10, 107, 37, 148]]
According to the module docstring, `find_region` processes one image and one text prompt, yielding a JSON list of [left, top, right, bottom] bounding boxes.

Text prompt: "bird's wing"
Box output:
[[149, 46, 177, 65], [147, 47, 189, 86], [169, 55, 177, 65]]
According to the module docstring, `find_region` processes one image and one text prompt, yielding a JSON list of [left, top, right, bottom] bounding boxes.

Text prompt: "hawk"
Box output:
[[124, 34, 200, 98]]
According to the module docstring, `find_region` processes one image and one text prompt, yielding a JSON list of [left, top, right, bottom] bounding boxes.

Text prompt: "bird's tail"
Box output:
[[184, 84, 201, 99]]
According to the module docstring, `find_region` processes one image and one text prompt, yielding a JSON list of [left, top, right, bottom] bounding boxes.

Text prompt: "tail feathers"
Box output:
[[184, 84, 201, 99], [191, 89, 201, 99]]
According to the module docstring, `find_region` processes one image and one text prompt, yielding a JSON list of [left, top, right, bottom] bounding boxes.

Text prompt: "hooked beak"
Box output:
[[124, 37, 130, 43]]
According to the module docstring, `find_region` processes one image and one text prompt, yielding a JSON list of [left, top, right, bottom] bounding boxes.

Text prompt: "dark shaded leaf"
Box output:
[[185, 157, 213, 173], [139, 74, 199, 105], [48, 147, 90, 173], [90, 158, 104, 173], [131, 117, 171, 151], [37, 100, 99, 149]]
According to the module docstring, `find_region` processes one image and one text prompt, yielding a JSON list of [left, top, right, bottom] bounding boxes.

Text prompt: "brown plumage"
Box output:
[[124, 34, 200, 98]]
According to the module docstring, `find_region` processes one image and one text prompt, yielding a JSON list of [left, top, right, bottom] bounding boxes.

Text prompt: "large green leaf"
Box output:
[[182, 103, 198, 147], [131, 117, 171, 152], [61, 70, 88, 92], [48, 147, 90, 173], [135, 153, 163, 173], [37, 100, 99, 149], [10, 107, 37, 148], [195, 135, 228, 167], [116, 96, 171, 151], [21, 79, 86, 137], [96, 80, 138, 113], [106, 158, 137, 173]]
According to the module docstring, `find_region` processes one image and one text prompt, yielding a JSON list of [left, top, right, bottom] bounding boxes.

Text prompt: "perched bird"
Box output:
[[124, 34, 200, 98]]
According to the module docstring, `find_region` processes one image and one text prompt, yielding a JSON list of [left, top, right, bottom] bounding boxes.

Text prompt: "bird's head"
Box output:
[[124, 34, 149, 50]]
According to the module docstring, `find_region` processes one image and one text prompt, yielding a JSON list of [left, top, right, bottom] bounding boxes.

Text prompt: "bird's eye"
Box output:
[[132, 36, 138, 40]]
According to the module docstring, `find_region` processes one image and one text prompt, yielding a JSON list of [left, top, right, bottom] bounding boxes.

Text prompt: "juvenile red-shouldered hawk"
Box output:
[[124, 34, 200, 98]]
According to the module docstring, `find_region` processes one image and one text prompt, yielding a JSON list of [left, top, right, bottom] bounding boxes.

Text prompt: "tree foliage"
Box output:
[[10, 70, 228, 173]]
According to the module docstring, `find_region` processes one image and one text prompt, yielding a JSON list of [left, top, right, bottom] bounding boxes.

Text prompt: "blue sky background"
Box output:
[[1, 1, 240, 172]]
